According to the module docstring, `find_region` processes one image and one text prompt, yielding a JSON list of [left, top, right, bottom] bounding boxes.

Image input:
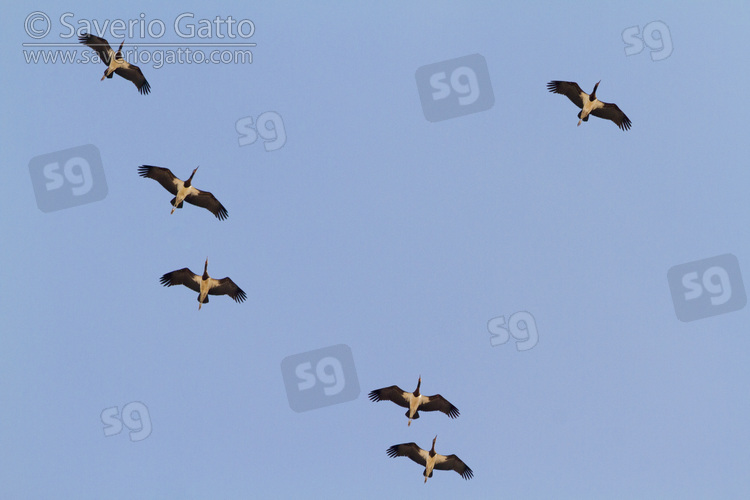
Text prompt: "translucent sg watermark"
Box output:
[[281, 344, 360, 413], [101, 401, 152, 442], [415, 53, 495, 122], [667, 254, 746, 322], [488, 311, 539, 351], [28, 144, 107, 213], [236, 111, 286, 151], [622, 21, 673, 61]]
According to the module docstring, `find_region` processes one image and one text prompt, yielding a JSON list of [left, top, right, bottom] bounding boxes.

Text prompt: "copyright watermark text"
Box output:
[[25, 12, 255, 40]]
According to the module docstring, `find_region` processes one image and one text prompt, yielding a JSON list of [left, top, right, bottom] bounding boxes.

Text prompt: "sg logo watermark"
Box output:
[[101, 401, 152, 442], [667, 254, 746, 322], [488, 311, 538, 351], [28, 144, 107, 212], [236, 111, 286, 151], [622, 21, 673, 61], [281, 344, 360, 413], [415, 53, 494, 122]]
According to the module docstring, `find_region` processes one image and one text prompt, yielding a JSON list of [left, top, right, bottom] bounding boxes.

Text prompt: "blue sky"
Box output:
[[2, 1, 749, 498]]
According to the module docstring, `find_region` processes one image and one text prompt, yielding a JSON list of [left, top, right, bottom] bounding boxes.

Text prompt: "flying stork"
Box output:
[[160, 258, 247, 310], [138, 165, 228, 220], [547, 80, 631, 130], [78, 34, 150, 95], [387, 436, 473, 483], [368, 376, 459, 426]]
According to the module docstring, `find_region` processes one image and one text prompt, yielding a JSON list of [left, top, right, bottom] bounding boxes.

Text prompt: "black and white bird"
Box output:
[[387, 436, 473, 483], [138, 165, 228, 220], [368, 376, 459, 426], [78, 34, 150, 95], [160, 258, 246, 310], [547, 80, 631, 130]]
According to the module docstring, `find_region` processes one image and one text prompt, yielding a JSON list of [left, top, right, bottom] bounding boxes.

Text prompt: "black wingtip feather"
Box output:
[[233, 289, 248, 303], [139, 80, 151, 95]]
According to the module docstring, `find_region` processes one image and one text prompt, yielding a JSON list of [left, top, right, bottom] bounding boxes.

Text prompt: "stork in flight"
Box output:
[[138, 165, 229, 220], [547, 80, 631, 130], [160, 258, 247, 310], [78, 34, 150, 95], [368, 376, 459, 426], [387, 436, 473, 483]]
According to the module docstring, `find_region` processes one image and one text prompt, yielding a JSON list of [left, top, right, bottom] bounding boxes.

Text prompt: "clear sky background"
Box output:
[[2, 1, 749, 498]]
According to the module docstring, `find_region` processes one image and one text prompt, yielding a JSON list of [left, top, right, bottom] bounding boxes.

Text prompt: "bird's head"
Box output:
[[183, 166, 199, 187], [431, 435, 438, 450], [592, 80, 601, 95], [415, 376, 422, 394]]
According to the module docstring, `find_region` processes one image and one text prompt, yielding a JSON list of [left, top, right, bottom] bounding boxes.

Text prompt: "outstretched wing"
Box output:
[[368, 386, 410, 409], [138, 165, 180, 195], [434, 454, 473, 480], [547, 80, 585, 108], [160, 268, 201, 293], [78, 33, 114, 65], [207, 277, 246, 302], [419, 394, 460, 419], [590, 102, 632, 130], [387, 443, 428, 467], [115, 65, 151, 95], [184, 190, 229, 220]]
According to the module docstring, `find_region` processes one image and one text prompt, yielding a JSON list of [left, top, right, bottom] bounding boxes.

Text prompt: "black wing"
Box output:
[[547, 80, 585, 108], [78, 33, 113, 65], [207, 277, 247, 302], [387, 443, 427, 467], [419, 394, 460, 419], [138, 165, 180, 195], [434, 454, 474, 480], [184, 190, 229, 220], [160, 268, 201, 293], [368, 386, 409, 409], [115, 65, 151, 95], [590, 102, 632, 131]]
